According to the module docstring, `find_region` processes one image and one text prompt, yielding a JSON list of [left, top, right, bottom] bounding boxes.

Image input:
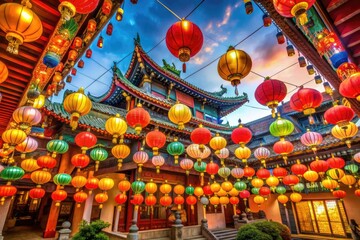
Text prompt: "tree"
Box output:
[[72, 220, 111, 240]]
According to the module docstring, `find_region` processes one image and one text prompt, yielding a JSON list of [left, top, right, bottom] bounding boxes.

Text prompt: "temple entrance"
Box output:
[[294, 199, 351, 238]]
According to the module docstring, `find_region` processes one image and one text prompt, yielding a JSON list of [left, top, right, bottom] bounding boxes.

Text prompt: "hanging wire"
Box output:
[[147, 38, 165, 53], [156, 0, 182, 20], [184, 0, 206, 19]]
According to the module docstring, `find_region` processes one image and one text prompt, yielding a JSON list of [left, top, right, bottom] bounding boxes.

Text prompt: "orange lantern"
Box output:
[[145, 128, 166, 155], [51, 189, 67, 207], [115, 194, 127, 212], [277, 194, 289, 206], [73, 191, 88, 207], [290, 192, 302, 203], [85, 177, 99, 194], [118, 178, 131, 193], [194, 186, 204, 199], [21, 158, 40, 173], [111, 143, 130, 170], [160, 195, 172, 207], [340, 175, 356, 188], [31, 170, 52, 187], [253, 195, 265, 206], [186, 195, 197, 213], [95, 193, 108, 209], [322, 178, 338, 191], [0, 184, 17, 205], [303, 169, 319, 183], [71, 175, 87, 191], [87, 19, 97, 33]]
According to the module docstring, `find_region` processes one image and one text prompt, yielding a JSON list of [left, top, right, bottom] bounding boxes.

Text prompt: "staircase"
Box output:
[[184, 235, 207, 240], [211, 228, 238, 240]]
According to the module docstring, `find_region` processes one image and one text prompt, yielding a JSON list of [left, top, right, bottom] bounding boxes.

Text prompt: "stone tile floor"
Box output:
[[3, 226, 57, 240]]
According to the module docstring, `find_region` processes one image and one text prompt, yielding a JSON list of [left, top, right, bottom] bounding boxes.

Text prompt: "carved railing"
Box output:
[[200, 220, 218, 240]]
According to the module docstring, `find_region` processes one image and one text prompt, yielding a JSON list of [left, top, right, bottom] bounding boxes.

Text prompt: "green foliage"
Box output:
[[253, 221, 281, 240], [271, 221, 291, 240], [72, 220, 110, 240], [236, 224, 272, 240], [237, 221, 290, 240]]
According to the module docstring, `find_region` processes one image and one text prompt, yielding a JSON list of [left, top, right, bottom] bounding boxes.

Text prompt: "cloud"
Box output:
[[217, 6, 232, 28]]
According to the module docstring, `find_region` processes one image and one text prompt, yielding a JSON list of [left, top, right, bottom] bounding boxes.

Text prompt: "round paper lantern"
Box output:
[[73, 191, 88, 207], [2, 129, 27, 148], [221, 181, 233, 192], [131, 180, 146, 194], [210, 182, 221, 194], [0, 1, 43, 54], [99, 177, 114, 191], [231, 167, 244, 179], [251, 178, 264, 188], [344, 164, 359, 174], [326, 168, 345, 181], [276, 186, 286, 195], [256, 168, 270, 179], [354, 152, 360, 163], [15, 137, 38, 159], [46, 138, 69, 158], [53, 173, 72, 187], [58, 0, 100, 21], [0, 61, 9, 83], [333, 190, 346, 199], [85, 177, 99, 193], [180, 158, 193, 175], [327, 155, 345, 169], [219, 196, 230, 207], [126, 103, 150, 134], [160, 195, 172, 207], [322, 178, 338, 191], [200, 196, 209, 209], [75, 131, 97, 153], [239, 190, 250, 203], [209, 133, 227, 155], [71, 154, 90, 170], [194, 161, 207, 185], [111, 144, 131, 170], [118, 179, 131, 193], [90, 147, 108, 171], [217, 166, 230, 181], [324, 103, 355, 128], [231, 124, 252, 145], [228, 188, 240, 197], [186, 195, 198, 212], [266, 176, 280, 189], [29, 187, 45, 204], [283, 175, 300, 186], [174, 184, 185, 196], [243, 166, 255, 179], [254, 77, 287, 117], [331, 122, 358, 148], [63, 88, 92, 130], [146, 128, 166, 156], [115, 194, 128, 211], [152, 155, 165, 174], [131, 194, 144, 207], [0, 185, 17, 205], [269, 116, 294, 139], [105, 114, 127, 144], [203, 183, 213, 196], [20, 158, 39, 173], [254, 146, 271, 167], [340, 175, 356, 188], [310, 158, 329, 176], [218, 46, 252, 95], [51, 189, 67, 207], [253, 195, 265, 206], [277, 195, 289, 206], [167, 138, 185, 164], [215, 148, 230, 165], [186, 144, 211, 163], [303, 170, 319, 182], [31, 170, 52, 186], [273, 0, 315, 25], [145, 195, 156, 208], [300, 130, 323, 153], [217, 188, 228, 197], [37, 155, 57, 169], [190, 124, 212, 151], [273, 140, 294, 164], [168, 102, 192, 129], [234, 146, 251, 163], [166, 20, 203, 72], [293, 183, 305, 192], [337, 62, 359, 81], [273, 166, 288, 180], [0, 166, 25, 182], [290, 192, 302, 203], [71, 175, 87, 191], [194, 186, 204, 199], [133, 149, 149, 173], [355, 189, 360, 197], [291, 161, 307, 177], [339, 72, 360, 101], [95, 193, 108, 209], [259, 186, 271, 197], [209, 195, 220, 208], [206, 161, 219, 179], [234, 180, 247, 192]]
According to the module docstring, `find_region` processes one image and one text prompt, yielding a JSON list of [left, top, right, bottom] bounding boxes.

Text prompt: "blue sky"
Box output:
[[55, 0, 327, 125]]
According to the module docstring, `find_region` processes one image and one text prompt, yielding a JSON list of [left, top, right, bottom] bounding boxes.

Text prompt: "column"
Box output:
[[113, 208, 120, 232], [71, 201, 85, 235], [141, 75, 152, 94], [0, 198, 12, 240], [82, 192, 94, 222]]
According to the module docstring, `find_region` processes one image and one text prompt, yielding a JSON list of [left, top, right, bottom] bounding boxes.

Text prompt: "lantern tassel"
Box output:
[[118, 159, 123, 170], [156, 167, 160, 174], [95, 161, 100, 171], [200, 173, 204, 186], [174, 156, 179, 165], [117, 205, 122, 212], [235, 86, 239, 96], [21, 153, 26, 159], [283, 156, 288, 165], [191, 205, 194, 214], [183, 63, 186, 73], [70, 112, 80, 130], [345, 140, 351, 148], [271, 108, 276, 118], [296, 12, 308, 26], [233, 205, 237, 216]]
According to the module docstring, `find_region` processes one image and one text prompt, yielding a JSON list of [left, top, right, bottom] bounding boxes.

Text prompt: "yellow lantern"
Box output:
[[331, 122, 358, 148], [266, 176, 279, 190], [277, 194, 289, 206], [290, 192, 302, 203], [303, 169, 319, 182], [105, 114, 128, 144], [194, 187, 204, 199], [71, 175, 87, 191], [210, 181, 221, 193], [174, 184, 185, 195], [31, 170, 52, 187], [217, 46, 252, 95], [234, 146, 251, 163], [118, 178, 131, 193], [98, 177, 114, 191], [327, 169, 345, 180], [33, 94, 46, 109], [0, 0, 43, 54], [251, 178, 264, 188], [321, 178, 338, 191], [21, 158, 40, 172], [168, 102, 192, 130], [340, 175, 356, 188], [111, 143, 130, 170], [228, 188, 239, 197], [160, 181, 172, 194], [0, 61, 9, 83], [209, 133, 227, 155], [209, 195, 220, 208], [217, 188, 227, 197], [2, 129, 27, 149], [63, 87, 92, 130], [221, 181, 233, 192], [145, 179, 158, 194], [219, 196, 229, 206], [253, 195, 265, 205]]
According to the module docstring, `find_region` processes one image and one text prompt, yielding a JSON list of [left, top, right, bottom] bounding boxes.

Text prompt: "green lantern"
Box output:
[[0, 166, 25, 182], [194, 161, 207, 186], [218, 166, 231, 180], [59, 18, 78, 40], [53, 173, 72, 187], [234, 180, 247, 191], [166, 138, 185, 164], [90, 147, 108, 171], [251, 187, 260, 195], [46, 138, 69, 158], [293, 183, 305, 192], [131, 179, 145, 194], [269, 115, 294, 140], [344, 164, 359, 174], [275, 186, 286, 194], [185, 185, 194, 195]]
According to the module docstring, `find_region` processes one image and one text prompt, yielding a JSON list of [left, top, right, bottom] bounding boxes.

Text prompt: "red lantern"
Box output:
[[273, 166, 288, 180], [77, 59, 84, 68], [59, 0, 99, 14], [255, 78, 287, 117], [85, 177, 99, 193], [310, 158, 329, 176], [291, 161, 307, 177], [239, 190, 250, 201], [190, 124, 212, 150], [97, 36, 104, 48], [290, 87, 323, 124], [276, 32, 285, 44], [324, 104, 355, 128], [273, 140, 294, 164], [0, 185, 17, 204], [51, 189, 67, 206], [206, 161, 219, 179], [29, 187, 45, 203], [145, 195, 157, 206], [229, 196, 239, 205], [131, 193, 144, 206], [68, 50, 78, 62], [337, 63, 359, 81], [283, 175, 300, 186], [86, 49, 92, 58], [263, 14, 272, 27], [126, 103, 151, 134], [160, 195, 172, 207], [300, 130, 323, 153], [165, 20, 203, 73], [71, 68, 77, 76], [130, 0, 138, 4], [339, 73, 360, 102], [259, 186, 271, 197], [146, 128, 166, 155], [75, 131, 97, 153], [87, 19, 97, 33], [115, 194, 127, 206], [231, 124, 252, 145], [203, 184, 213, 196], [174, 196, 184, 206], [73, 191, 88, 207], [333, 190, 346, 199], [327, 155, 345, 169], [37, 155, 57, 169], [355, 189, 360, 197], [273, 0, 315, 25], [243, 166, 255, 179], [102, 0, 112, 15], [186, 195, 197, 212], [106, 23, 113, 36], [55, 62, 64, 72], [71, 154, 90, 170], [256, 168, 270, 179], [71, 37, 83, 49]]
